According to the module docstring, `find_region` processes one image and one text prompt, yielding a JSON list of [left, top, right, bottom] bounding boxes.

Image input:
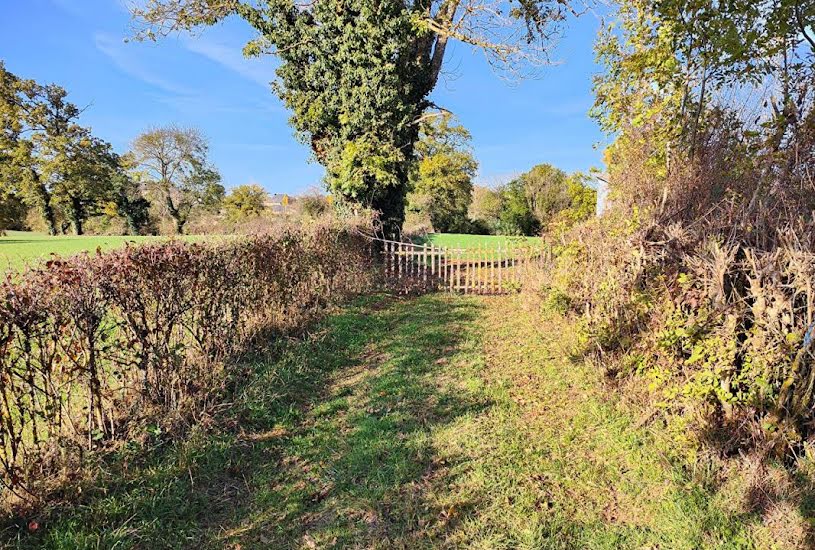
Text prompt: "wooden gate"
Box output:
[[379, 239, 548, 295]]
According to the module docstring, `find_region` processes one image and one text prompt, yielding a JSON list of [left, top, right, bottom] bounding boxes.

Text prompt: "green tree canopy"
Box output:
[[130, 125, 224, 234], [469, 165, 596, 236], [223, 184, 268, 221], [0, 62, 120, 235], [592, 0, 815, 197], [468, 185, 503, 233], [499, 178, 540, 236], [53, 135, 121, 235], [131, 0, 579, 236], [517, 163, 570, 225], [408, 114, 478, 233], [111, 154, 153, 235]]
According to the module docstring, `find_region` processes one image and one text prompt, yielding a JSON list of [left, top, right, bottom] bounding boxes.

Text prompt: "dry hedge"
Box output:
[[0, 226, 376, 506]]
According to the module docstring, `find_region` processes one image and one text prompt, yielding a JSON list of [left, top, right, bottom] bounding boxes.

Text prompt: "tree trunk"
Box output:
[[125, 214, 138, 236], [41, 201, 57, 236], [31, 176, 56, 236], [165, 195, 185, 234], [69, 197, 84, 235], [372, 180, 408, 239], [174, 217, 186, 235]]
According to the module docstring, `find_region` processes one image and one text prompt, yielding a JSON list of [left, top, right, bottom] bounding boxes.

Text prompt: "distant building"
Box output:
[[595, 173, 610, 216], [264, 193, 291, 214]]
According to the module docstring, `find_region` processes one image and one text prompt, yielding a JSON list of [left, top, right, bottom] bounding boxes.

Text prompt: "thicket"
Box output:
[[539, 0, 815, 458], [0, 223, 375, 510]]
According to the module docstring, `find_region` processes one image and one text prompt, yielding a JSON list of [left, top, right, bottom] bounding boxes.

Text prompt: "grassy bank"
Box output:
[[4, 293, 811, 548]]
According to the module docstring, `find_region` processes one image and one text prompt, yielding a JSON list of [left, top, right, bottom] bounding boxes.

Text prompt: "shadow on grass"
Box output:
[[3, 293, 489, 549]]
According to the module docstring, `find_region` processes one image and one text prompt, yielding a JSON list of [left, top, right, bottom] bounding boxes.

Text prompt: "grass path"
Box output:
[[7, 294, 797, 548]]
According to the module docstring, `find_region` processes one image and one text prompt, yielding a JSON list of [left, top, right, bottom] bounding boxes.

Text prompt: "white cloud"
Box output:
[[93, 32, 194, 96], [182, 38, 273, 89]]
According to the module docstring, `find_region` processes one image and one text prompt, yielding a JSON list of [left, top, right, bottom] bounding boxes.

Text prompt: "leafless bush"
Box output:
[[532, 117, 815, 456], [0, 225, 376, 508]]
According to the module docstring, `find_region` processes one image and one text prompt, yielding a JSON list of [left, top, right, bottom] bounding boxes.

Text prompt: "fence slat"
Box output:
[[466, 248, 472, 294], [478, 245, 483, 294], [377, 237, 537, 295], [456, 248, 462, 292], [388, 241, 393, 280], [447, 247, 452, 292], [423, 244, 428, 285], [490, 246, 496, 294], [498, 244, 503, 293], [482, 245, 487, 295], [475, 245, 480, 294]]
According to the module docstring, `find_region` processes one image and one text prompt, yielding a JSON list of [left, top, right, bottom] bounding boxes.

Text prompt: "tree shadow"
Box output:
[[212, 293, 493, 548], [2, 293, 492, 549]]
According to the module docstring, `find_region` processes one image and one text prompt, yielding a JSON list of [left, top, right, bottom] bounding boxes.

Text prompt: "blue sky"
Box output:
[[0, 0, 608, 194]]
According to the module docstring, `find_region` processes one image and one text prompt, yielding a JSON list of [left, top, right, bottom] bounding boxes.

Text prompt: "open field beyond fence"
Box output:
[[414, 232, 541, 250], [0, 232, 207, 272]]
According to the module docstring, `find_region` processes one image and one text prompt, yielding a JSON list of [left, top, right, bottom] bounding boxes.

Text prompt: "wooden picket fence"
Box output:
[[379, 238, 549, 294]]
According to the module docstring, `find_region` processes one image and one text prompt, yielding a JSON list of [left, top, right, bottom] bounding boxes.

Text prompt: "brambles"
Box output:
[[535, 203, 815, 458], [0, 224, 375, 507]]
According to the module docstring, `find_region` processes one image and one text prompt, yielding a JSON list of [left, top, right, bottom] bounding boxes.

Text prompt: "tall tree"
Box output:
[[499, 178, 540, 235], [131, 0, 579, 236], [469, 185, 503, 233], [0, 63, 117, 235], [223, 184, 267, 221], [517, 163, 569, 226], [592, 0, 815, 173], [53, 135, 120, 235], [130, 126, 224, 234], [408, 114, 477, 233], [111, 156, 153, 235]]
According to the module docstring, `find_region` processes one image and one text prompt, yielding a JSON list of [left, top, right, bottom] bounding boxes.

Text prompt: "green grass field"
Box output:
[[415, 233, 541, 250], [0, 232, 537, 272], [0, 231, 201, 271]]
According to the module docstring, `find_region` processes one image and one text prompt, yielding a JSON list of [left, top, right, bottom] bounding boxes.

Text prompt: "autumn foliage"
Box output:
[[0, 226, 375, 506]]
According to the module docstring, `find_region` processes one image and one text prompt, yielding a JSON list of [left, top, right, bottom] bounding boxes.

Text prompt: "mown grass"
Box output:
[[415, 233, 541, 250], [2, 293, 810, 548], [0, 231, 203, 271]]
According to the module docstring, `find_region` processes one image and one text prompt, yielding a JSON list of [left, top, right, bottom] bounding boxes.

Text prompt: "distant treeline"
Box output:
[[0, 63, 337, 237]]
